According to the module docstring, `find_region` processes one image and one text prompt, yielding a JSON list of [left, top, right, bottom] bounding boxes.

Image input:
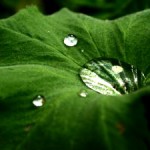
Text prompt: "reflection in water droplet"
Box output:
[[80, 58, 145, 96], [112, 66, 123, 74], [79, 90, 88, 97], [32, 95, 45, 107], [64, 34, 78, 47]]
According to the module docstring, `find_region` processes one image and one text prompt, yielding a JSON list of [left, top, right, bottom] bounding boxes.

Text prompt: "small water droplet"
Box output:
[[79, 90, 88, 97], [64, 34, 78, 47], [80, 58, 145, 96], [81, 49, 84, 53], [32, 95, 45, 107]]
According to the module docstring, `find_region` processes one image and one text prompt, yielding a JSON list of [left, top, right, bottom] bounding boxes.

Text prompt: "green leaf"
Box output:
[[0, 6, 150, 150]]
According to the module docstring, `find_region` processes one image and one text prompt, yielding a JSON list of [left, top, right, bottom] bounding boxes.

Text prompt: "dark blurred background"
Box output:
[[0, 0, 150, 19]]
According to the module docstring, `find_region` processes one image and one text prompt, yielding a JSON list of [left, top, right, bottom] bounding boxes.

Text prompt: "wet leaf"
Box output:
[[0, 6, 150, 150]]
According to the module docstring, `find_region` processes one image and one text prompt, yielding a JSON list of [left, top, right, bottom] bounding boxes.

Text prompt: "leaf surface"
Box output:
[[0, 7, 150, 150]]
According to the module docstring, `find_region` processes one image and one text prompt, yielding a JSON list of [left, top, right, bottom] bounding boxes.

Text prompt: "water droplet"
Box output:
[[64, 34, 78, 47], [80, 58, 145, 96], [32, 95, 45, 107], [81, 49, 84, 53], [79, 90, 88, 97]]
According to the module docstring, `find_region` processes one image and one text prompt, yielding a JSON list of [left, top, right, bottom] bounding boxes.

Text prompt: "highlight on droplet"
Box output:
[[64, 34, 78, 47], [32, 95, 45, 107]]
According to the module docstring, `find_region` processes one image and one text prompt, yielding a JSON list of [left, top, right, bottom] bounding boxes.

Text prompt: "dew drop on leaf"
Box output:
[[81, 49, 84, 53], [79, 90, 88, 97], [32, 95, 45, 107], [79, 58, 145, 96], [64, 34, 78, 47]]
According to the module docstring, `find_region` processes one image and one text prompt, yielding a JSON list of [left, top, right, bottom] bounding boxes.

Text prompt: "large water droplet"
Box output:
[[80, 58, 145, 96], [79, 90, 88, 97], [32, 95, 45, 107], [64, 34, 78, 47]]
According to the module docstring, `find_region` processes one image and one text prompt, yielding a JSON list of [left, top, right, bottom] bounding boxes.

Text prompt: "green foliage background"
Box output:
[[0, 0, 150, 19]]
